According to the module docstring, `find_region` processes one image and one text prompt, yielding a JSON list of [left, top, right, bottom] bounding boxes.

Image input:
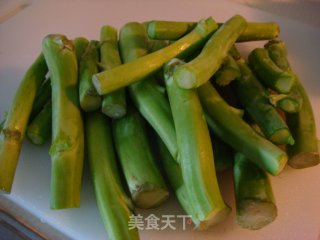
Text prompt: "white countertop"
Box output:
[[0, 0, 320, 239]]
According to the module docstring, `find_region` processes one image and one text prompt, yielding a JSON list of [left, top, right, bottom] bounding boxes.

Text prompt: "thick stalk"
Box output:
[[174, 15, 247, 89], [85, 111, 139, 240], [164, 58, 230, 229], [147, 20, 279, 41], [119, 22, 178, 161], [235, 58, 294, 145], [248, 48, 295, 94], [0, 53, 48, 193], [112, 106, 169, 209], [100, 25, 127, 118], [233, 152, 277, 230], [265, 40, 319, 168], [198, 81, 287, 176], [92, 17, 219, 95], [42, 34, 84, 209]]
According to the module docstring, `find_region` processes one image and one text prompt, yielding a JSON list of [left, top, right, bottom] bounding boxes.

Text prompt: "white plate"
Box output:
[[0, 0, 320, 239]]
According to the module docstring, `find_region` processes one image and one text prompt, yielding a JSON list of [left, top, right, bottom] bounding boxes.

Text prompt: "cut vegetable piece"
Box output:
[[0, 53, 48, 193], [92, 17, 219, 95], [85, 111, 139, 240], [233, 152, 277, 230], [165, 58, 230, 230], [42, 34, 84, 209], [174, 15, 247, 89], [198, 81, 287, 176], [113, 106, 169, 209]]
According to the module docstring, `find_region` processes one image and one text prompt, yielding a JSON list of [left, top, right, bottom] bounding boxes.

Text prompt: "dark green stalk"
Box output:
[[29, 78, 51, 121], [248, 48, 295, 94], [100, 25, 127, 118], [198, 81, 287, 176], [233, 152, 277, 230], [214, 54, 241, 86], [235, 58, 294, 145], [265, 40, 319, 168], [42, 34, 84, 209], [85, 111, 139, 240], [92, 17, 219, 95], [0, 53, 48, 193]]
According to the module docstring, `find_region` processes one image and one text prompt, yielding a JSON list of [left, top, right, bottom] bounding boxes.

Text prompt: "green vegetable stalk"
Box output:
[[214, 54, 241, 86], [164, 58, 230, 229], [29, 79, 51, 122], [248, 48, 295, 94], [113, 106, 169, 209], [73, 37, 89, 63], [100, 25, 127, 118], [269, 91, 303, 113], [27, 100, 52, 145], [147, 20, 279, 41], [174, 15, 247, 89], [85, 111, 139, 240], [119, 22, 178, 161], [0, 53, 48, 193], [79, 40, 101, 112], [265, 40, 320, 168], [198, 81, 288, 176], [235, 58, 294, 145], [42, 34, 84, 209], [92, 17, 219, 95], [233, 152, 277, 230]]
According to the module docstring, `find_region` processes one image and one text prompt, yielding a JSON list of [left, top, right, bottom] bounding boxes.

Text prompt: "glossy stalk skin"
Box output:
[[235, 58, 294, 145], [174, 15, 247, 89], [85, 111, 139, 240], [265, 40, 319, 168], [198, 81, 288, 176], [248, 48, 295, 94], [164, 58, 230, 230], [29, 79, 51, 122], [113, 106, 169, 209], [42, 34, 84, 209], [119, 22, 178, 161], [100, 25, 127, 118], [233, 152, 277, 230], [27, 101, 52, 145], [79, 40, 101, 112], [0, 53, 48, 193], [147, 20, 279, 41], [92, 17, 219, 95]]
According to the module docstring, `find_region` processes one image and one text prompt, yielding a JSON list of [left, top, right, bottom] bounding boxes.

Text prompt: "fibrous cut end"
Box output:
[[194, 206, 231, 231], [288, 152, 320, 169], [236, 199, 277, 230]]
